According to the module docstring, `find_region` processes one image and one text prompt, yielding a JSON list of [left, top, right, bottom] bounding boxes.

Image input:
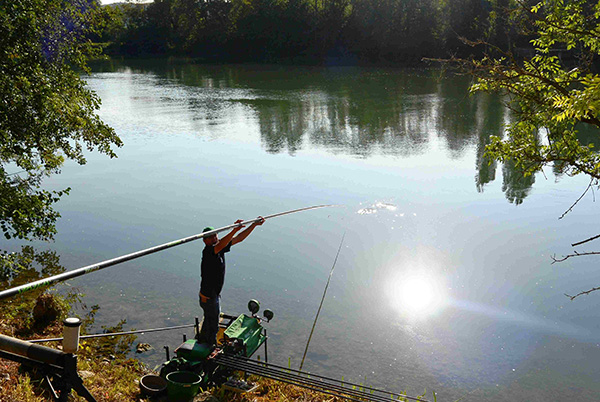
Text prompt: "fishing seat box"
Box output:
[[175, 340, 212, 362], [223, 314, 266, 357]]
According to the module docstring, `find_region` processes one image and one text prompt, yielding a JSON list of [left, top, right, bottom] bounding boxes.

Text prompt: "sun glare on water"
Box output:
[[386, 272, 446, 318]]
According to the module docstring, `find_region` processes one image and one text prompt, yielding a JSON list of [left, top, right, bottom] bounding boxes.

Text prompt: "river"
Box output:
[[5, 60, 600, 401]]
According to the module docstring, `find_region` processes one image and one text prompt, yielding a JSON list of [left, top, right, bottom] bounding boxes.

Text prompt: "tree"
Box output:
[[464, 0, 600, 298], [0, 0, 122, 241]]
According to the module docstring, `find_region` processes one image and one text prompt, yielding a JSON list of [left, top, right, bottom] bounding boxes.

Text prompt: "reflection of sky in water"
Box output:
[[3, 62, 600, 401]]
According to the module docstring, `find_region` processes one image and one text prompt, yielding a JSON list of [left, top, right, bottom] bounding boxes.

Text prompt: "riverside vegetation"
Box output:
[[99, 0, 520, 63]]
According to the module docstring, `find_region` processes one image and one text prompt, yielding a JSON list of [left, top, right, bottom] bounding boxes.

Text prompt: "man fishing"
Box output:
[[198, 217, 265, 346]]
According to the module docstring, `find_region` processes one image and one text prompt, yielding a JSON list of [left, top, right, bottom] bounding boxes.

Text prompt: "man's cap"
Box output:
[[202, 226, 215, 233]]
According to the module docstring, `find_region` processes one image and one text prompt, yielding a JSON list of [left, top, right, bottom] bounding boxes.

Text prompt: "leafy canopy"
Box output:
[[470, 0, 600, 180], [0, 0, 122, 240], [465, 0, 600, 298]]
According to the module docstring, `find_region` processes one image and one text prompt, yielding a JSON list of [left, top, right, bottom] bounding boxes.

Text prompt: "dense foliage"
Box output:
[[0, 0, 122, 241], [463, 0, 600, 297], [469, 0, 600, 181], [103, 0, 522, 63]]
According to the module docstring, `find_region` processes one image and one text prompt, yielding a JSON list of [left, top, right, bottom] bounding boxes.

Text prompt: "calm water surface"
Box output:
[[6, 60, 600, 401]]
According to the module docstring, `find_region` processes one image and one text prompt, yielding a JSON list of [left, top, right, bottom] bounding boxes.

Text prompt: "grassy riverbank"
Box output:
[[0, 290, 353, 402]]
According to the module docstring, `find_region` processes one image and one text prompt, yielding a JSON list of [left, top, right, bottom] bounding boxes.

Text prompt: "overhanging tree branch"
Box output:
[[572, 234, 600, 248], [461, 0, 600, 301], [551, 250, 600, 263], [565, 287, 600, 300], [559, 177, 595, 220]]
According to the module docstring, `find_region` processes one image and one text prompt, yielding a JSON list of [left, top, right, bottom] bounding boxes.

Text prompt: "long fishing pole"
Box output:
[[299, 231, 345, 371], [0, 205, 334, 301]]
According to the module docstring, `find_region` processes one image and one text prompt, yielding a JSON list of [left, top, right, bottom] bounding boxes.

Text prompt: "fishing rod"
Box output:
[[0, 205, 334, 301], [299, 231, 345, 371], [215, 354, 429, 402]]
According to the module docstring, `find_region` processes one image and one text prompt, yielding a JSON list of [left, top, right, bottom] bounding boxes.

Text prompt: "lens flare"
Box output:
[[386, 272, 446, 318]]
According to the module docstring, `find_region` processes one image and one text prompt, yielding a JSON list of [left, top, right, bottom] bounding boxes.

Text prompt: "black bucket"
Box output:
[[139, 374, 167, 397]]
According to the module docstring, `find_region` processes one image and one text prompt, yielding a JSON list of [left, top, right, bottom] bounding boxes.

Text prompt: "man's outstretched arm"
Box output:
[[214, 219, 244, 254], [231, 216, 265, 246]]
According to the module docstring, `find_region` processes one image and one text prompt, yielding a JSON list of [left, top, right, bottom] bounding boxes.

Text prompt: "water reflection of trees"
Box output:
[[0, 246, 64, 288], [0, 246, 67, 328], [474, 95, 503, 192], [242, 69, 442, 158], [502, 159, 535, 205], [232, 68, 534, 203], [94, 61, 538, 203]]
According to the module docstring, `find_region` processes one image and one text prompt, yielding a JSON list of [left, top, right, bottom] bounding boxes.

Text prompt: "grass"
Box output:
[[0, 290, 354, 402]]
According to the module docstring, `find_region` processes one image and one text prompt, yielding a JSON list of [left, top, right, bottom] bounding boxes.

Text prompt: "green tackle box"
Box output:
[[175, 340, 212, 362], [223, 314, 266, 357]]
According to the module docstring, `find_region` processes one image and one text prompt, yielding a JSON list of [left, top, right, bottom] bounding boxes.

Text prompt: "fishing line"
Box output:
[[27, 323, 198, 343], [299, 231, 345, 372]]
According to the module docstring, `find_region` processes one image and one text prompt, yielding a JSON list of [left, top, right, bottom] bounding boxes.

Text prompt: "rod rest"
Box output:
[[0, 334, 65, 366]]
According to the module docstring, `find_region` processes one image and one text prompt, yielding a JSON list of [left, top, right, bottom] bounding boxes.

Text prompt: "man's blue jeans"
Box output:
[[199, 295, 220, 345]]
